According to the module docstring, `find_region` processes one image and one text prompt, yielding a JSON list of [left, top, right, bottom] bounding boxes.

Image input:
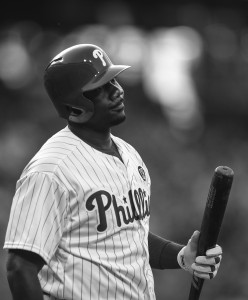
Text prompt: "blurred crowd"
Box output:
[[1, 1, 248, 299]]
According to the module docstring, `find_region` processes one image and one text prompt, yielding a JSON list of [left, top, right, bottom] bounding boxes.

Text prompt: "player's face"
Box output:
[[84, 78, 126, 130]]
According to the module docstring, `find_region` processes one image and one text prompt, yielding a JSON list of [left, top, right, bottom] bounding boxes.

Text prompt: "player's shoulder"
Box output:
[[44, 126, 81, 149], [23, 126, 80, 174]]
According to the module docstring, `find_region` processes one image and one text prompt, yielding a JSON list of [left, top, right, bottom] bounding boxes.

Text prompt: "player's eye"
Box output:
[[99, 79, 117, 91]]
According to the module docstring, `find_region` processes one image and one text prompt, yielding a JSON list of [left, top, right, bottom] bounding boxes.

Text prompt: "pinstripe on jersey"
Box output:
[[4, 126, 155, 300]]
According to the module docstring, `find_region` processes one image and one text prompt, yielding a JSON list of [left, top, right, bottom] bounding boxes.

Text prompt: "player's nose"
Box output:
[[110, 86, 124, 101]]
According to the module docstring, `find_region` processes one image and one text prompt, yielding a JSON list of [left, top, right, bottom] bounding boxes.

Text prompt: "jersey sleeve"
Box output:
[[4, 171, 69, 264]]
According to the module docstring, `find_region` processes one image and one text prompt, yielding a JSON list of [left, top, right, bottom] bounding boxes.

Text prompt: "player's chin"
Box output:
[[110, 111, 126, 126]]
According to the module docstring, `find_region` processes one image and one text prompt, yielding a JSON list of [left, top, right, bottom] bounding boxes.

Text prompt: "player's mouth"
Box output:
[[111, 100, 125, 111], [110, 90, 125, 111]]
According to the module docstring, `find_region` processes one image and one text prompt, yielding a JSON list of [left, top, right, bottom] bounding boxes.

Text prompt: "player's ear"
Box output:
[[68, 106, 93, 124]]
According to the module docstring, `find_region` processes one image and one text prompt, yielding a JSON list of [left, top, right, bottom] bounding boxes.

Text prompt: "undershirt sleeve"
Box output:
[[148, 231, 184, 269]]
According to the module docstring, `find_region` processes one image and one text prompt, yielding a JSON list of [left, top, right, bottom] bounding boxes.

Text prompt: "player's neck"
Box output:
[[68, 123, 112, 151]]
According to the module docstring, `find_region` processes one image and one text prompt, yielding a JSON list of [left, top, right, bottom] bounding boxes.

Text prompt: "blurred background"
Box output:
[[1, 0, 248, 299]]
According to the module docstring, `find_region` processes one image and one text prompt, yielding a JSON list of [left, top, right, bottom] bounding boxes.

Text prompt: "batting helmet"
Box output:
[[44, 44, 130, 119]]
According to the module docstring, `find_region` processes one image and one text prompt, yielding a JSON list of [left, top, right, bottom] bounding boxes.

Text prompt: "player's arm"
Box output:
[[148, 231, 184, 269], [148, 231, 222, 279], [6, 249, 45, 300]]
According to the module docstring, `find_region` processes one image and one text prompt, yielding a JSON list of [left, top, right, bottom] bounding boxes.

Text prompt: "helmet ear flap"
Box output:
[[68, 108, 93, 124], [68, 93, 94, 124]]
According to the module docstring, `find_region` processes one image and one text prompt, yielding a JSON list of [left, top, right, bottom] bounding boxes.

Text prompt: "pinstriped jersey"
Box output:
[[4, 126, 156, 300]]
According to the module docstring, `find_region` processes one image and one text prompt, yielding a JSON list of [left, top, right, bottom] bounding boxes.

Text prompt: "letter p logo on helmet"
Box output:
[[93, 49, 107, 66]]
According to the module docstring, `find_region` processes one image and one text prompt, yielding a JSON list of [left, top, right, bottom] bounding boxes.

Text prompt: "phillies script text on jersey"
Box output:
[[86, 188, 150, 232]]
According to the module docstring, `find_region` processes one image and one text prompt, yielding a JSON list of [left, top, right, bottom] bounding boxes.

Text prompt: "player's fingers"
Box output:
[[195, 254, 222, 265], [193, 269, 218, 280], [191, 262, 220, 273], [206, 244, 222, 257]]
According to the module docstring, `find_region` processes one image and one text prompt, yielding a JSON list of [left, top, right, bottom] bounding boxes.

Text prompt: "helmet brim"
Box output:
[[83, 65, 130, 91]]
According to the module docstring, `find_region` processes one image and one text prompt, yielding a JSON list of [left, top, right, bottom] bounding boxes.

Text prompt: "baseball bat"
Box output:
[[188, 166, 234, 300]]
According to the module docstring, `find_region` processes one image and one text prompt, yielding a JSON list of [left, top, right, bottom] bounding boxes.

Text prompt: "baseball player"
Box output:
[[4, 44, 222, 300]]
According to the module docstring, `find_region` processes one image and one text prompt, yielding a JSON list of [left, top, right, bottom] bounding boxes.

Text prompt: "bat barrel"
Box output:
[[198, 166, 234, 253]]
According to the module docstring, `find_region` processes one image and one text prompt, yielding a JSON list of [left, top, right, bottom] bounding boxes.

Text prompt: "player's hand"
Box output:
[[177, 230, 222, 279]]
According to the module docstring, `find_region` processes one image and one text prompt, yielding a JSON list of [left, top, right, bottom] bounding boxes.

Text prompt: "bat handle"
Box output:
[[188, 277, 204, 300], [188, 233, 208, 299]]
